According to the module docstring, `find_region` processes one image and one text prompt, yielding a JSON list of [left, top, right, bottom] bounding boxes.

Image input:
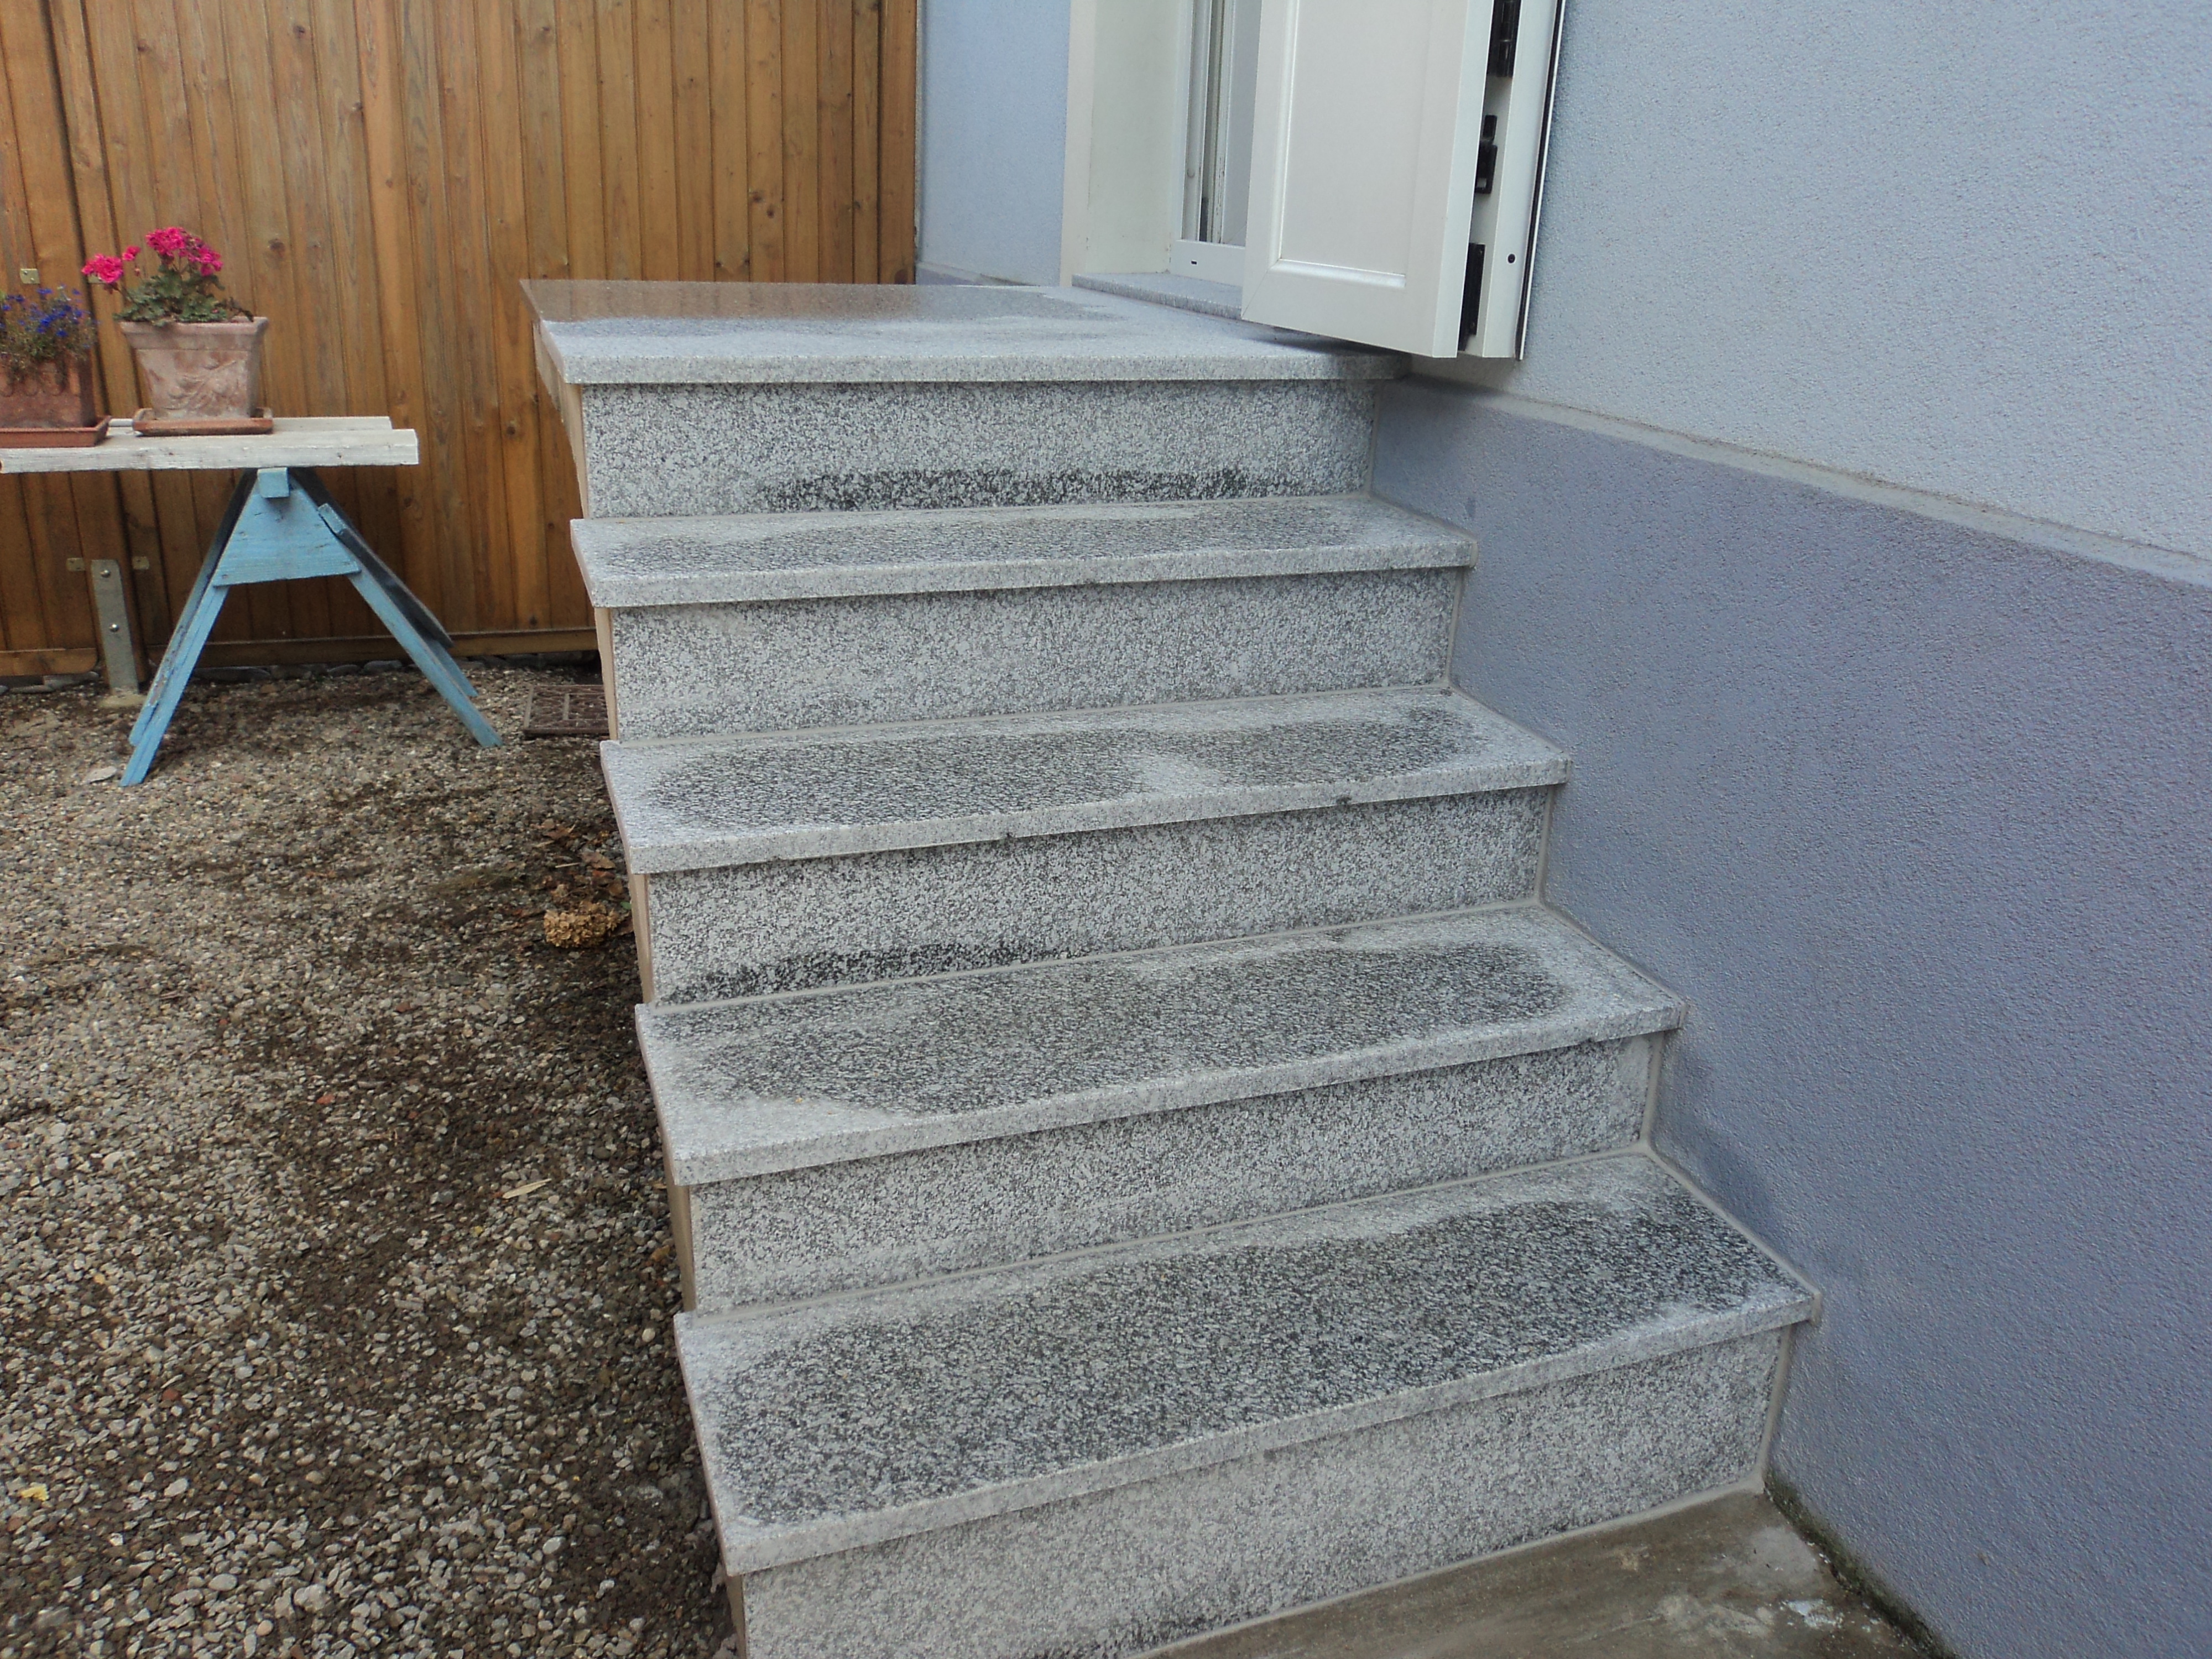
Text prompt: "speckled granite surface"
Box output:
[[571, 378, 1379, 518], [533, 280, 1817, 1659], [685, 1037, 1656, 1309], [604, 688, 1563, 873], [605, 568, 1457, 739], [525, 281, 1402, 384], [1070, 271, 1244, 320], [737, 1335, 1785, 1659], [638, 905, 1684, 1185], [1152, 1489, 1923, 1659], [676, 1152, 1813, 1573], [572, 495, 1469, 607], [643, 791, 1550, 1005]]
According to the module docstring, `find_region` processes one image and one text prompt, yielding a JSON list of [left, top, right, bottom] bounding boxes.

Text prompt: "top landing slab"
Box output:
[[524, 281, 1405, 387]]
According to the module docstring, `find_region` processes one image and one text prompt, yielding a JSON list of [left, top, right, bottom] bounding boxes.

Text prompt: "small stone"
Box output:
[[210, 1573, 238, 1592], [162, 1477, 189, 1498], [84, 765, 118, 784], [291, 1582, 329, 1614]]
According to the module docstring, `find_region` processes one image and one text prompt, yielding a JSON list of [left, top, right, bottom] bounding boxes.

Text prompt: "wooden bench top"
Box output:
[[0, 415, 419, 474]]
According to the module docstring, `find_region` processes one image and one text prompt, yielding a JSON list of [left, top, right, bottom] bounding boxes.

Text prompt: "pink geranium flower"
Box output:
[[83, 226, 243, 323]]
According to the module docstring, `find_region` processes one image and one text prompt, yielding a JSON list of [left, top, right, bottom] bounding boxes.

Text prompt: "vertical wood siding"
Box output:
[[0, 0, 916, 675]]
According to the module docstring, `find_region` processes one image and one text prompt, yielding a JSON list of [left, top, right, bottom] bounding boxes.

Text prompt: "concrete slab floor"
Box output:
[[1145, 1491, 1926, 1659]]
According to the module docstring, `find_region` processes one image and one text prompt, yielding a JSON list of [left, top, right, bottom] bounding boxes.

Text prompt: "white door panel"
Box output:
[[1241, 0, 1563, 359], [1242, 0, 1484, 356], [1272, 7, 1431, 279]]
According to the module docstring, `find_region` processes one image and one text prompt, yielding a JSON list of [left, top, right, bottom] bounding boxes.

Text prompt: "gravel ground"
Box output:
[[1, 666, 730, 1658]]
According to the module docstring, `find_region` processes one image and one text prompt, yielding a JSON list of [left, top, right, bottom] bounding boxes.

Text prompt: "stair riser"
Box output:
[[572, 379, 1379, 519], [682, 1036, 1654, 1310], [606, 568, 1460, 740], [732, 1333, 1782, 1659], [644, 790, 1551, 1006]]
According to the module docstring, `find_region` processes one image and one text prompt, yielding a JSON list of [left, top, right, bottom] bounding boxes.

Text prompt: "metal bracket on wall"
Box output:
[[88, 559, 142, 702]]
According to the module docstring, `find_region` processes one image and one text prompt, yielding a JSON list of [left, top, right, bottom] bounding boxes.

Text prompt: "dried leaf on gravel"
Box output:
[[502, 1178, 552, 1199], [545, 899, 624, 949]]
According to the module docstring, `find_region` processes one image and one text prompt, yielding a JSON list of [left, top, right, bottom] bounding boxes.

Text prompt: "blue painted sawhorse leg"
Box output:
[[121, 466, 500, 785]]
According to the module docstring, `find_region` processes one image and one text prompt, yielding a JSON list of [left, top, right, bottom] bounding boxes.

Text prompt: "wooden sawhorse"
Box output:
[[0, 416, 498, 784]]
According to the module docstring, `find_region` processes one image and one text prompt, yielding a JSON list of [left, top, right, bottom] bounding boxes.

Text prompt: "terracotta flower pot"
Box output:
[[0, 354, 98, 429], [118, 317, 269, 419]]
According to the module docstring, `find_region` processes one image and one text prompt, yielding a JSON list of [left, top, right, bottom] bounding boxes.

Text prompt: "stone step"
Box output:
[[639, 905, 1683, 1310], [572, 494, 1470, 608], [526, 280, 1402, 519], [606, 687, 1566, 1005], [1071, 270, 1244, 320], [583, 497, 1470, 741], [676, 1152, 1817, 1659]]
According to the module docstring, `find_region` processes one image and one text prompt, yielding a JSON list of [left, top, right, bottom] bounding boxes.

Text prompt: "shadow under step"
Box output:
[[575, 495, 1472, 740], [606, 686, 1567, 1005], [677, 1151, 1816, 1659], [641, 905, 1683, 1311]]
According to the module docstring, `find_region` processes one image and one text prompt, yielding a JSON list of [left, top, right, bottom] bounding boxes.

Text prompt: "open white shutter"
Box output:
[[1240, 0, 1562, 359]]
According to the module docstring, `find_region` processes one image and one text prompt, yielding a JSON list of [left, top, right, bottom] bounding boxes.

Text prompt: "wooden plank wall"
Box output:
[[0, 0, 917, 678]]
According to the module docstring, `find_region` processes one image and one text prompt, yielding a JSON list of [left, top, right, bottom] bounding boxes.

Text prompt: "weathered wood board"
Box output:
[[0, 0, 917, 679]]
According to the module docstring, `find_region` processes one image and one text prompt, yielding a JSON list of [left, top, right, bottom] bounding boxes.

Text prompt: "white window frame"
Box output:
[[1060, 0, 1561, 359]]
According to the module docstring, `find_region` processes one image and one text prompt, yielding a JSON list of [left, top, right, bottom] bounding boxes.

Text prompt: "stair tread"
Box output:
[[640, 906, 1683, 1185], [1071, 270, 1244, 320], [605, 688, 1564, 873], [677, 1151, 1815, 1572], [572, 494, 1469, 607], [527, 279, 1403, 386]]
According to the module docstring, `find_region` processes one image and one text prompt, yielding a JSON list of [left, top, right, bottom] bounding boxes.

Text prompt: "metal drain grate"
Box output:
[[522, 684, 609, 738]]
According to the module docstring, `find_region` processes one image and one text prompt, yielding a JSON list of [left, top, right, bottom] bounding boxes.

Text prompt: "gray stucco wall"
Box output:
[[1375, 384, 2212, 1659], [1462, 0, 2212, 557], [916, 0, 1070, 285]]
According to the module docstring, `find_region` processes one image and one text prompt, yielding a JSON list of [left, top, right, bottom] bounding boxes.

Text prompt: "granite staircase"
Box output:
[[531, 282, 1815, 1659]]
